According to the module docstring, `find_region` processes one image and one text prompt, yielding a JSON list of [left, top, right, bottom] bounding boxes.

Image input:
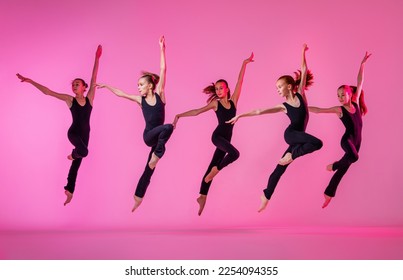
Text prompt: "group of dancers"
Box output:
[[16, 37, 371, 215]]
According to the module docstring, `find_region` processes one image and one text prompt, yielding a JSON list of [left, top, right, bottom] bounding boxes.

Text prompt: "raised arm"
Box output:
[[226, 104, 285, 125], [298, 44, 309, 102], [156, 36, 167, 103], [86, 45, 102, 105], [97, 83, 141, 105], [231, 52, 254, 107], [354, 51, 371, 105], [16, 73, 73, 107], [172, 100, 217, 128], [309, 106, 342, 117]]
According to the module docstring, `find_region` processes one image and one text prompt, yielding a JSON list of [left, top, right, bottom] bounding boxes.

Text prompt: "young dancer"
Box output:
[[309, 52, 371, 208], [16, 45, 102, 206], [97, 36, 172, 212], [227, 44, 322, 212], [173, 53, 254, 215]]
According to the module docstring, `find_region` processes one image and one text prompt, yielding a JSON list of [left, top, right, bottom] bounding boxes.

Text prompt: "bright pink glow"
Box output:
[[1, 0, 402, 236]]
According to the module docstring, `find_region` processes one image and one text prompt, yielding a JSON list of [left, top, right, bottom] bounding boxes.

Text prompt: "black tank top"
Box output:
[[213, 99, 236, 137], [69, 97, 92, 138], [141, 93, 165, 132], [283, 93, 308, 131], [340, 102, 362, 144]]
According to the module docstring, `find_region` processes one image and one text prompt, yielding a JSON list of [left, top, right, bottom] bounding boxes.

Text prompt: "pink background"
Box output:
[[1, 0, 402, 232]]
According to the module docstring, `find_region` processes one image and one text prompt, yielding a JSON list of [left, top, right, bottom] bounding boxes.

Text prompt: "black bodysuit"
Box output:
[[135, 93, 173, 198], [324, 102, 362, 197], [263, 93, 323, 200], [64, 97, 92, 193], [200, 99, 240, 195]]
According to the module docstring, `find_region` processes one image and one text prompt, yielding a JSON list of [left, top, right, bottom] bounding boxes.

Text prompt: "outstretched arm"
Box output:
[[298, 44, 309, 102], [16, 73, 73, 107], [226, 104, 285, 125], [231, 52, 254, 107], [354, 51, 371, 106], [97, 83, 141, 105], [309, 106, 342, 117], [172, 100, 217, 128], [156, 36, 167, 103], [86, 45, 102, 105]]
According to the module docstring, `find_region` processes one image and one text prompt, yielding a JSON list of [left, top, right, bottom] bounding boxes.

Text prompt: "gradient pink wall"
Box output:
[[1, 0, 402, 231]]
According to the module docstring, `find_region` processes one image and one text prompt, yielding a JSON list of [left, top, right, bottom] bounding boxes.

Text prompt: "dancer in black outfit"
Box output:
[[309, 52, 371, 208], [173, 53, 254, 215], [97, 36, 172, 212], [228, 44, 322, 212], [16, 45, 102, 206]]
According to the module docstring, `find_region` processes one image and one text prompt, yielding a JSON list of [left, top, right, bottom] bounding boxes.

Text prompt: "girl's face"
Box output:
[[337, 87, 351, 105], [72, 80, 86, 95], [276, 79, 292, 98], [137, 77, 152, 96], [215, 81, 229, 99]]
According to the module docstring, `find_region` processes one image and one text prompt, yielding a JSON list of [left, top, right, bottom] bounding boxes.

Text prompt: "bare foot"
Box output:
[[322, 194, 332, 208], [67, 154, 73, 160], [326, 163, 333, 171], [204, 166, 219, 183], [148, 153, 160, 169], [131, 196, 143, 212], [197, 195, 207, 216], [279, 152, 293, 166], [64, 190, 73, 206], [258, 195, 269, 212]]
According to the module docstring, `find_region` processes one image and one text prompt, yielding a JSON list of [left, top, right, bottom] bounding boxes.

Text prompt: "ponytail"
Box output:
[[294, 69, 314, 90]]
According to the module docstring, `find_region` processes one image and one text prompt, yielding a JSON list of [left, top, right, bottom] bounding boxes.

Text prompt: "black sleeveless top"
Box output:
[[141, 93, 165, 132], [283, 93, 308, 131], [69, 97, 92, 139], [340, 102, 362, 145], [213, 99, 236, 138]]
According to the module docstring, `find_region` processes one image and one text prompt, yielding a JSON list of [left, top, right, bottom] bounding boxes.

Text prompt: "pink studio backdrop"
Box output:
[[1, 0, 402, 231]]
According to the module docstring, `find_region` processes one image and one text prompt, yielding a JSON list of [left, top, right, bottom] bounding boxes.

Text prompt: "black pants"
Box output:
[[200, 133, 240, 195], [324, 136, 360, 197], [64, 131, 89, 193], [263, 128, 322, 200], [135, 124, 173, 198]]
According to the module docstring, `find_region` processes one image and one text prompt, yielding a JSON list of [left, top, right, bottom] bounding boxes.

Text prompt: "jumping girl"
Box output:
[[309, 52, 371, 208], [227, 44, 322, 212], [97, 36, 172, 212], [173, 53, 254, 215], [16, 45, 102, 206]]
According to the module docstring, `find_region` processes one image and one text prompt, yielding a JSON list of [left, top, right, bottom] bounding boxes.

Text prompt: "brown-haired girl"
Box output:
[[227, 44, 322, 212], [97, 36, 172, 212], [309, 52, 371, 208], [173, 53, 254, 215], [16, 45, 102, 206]]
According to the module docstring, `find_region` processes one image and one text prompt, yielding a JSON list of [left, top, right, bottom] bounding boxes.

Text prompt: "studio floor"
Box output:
[[1, 226, 402, 260]]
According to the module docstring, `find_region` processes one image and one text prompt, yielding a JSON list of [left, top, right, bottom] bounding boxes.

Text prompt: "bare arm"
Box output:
[[97, 83, 141, 105], [354, 51, 371, 105], [156, 36, 167, 103], [86, 45, 102, 105], [309, 106, 342, 117], [231, 52, 254, 107], [298, 44, 309, 102], [16, 73, 73, 107], [226, 104, 285, 124], [173, 100, 217, 128]]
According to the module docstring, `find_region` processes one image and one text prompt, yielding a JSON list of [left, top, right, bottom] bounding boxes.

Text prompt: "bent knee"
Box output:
[[315, 139, 323, 150]]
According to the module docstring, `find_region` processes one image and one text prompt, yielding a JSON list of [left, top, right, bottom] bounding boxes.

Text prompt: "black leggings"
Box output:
[[324, 136, 360, 197], [200, 133, 240, 195], [64, 131, 89, 193], [135, 124, 173, 198], [263, 128, 322, 200]]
